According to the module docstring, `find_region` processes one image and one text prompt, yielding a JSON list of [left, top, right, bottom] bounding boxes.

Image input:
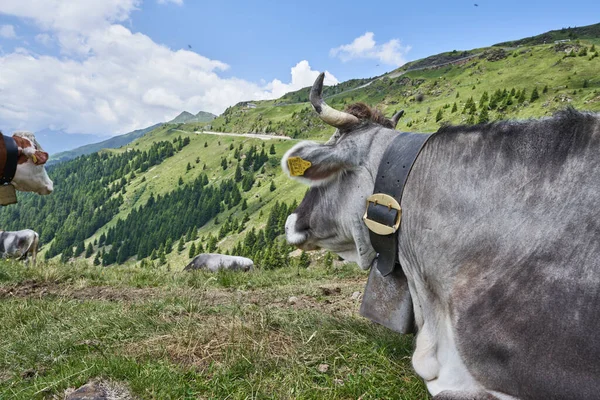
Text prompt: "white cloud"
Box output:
[[0, 3, 334, 136], [157, 0, 183, 5], [330, 32, 411, 67], [0, 1, 140, 33], [0, 24, 17, 38], [34, 33, 54, 47], [266, 61, 338, 99]]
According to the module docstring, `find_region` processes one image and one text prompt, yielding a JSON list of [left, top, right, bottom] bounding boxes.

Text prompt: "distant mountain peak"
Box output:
[[167, 110, 216, 124], [168, 111, 195, 124]]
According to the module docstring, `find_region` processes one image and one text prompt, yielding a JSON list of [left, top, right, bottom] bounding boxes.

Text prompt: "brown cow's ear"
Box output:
[[32, 151, 49, 165], [281, 141, 354, 186], [19, 145, 49, 165]]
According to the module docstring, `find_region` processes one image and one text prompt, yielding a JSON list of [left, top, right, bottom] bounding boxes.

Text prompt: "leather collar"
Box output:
[[364, 131, 433, 276], [0, 135, 19, 185]]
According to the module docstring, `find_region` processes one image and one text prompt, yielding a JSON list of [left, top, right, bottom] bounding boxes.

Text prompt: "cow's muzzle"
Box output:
[[285, 213, 310, 246]]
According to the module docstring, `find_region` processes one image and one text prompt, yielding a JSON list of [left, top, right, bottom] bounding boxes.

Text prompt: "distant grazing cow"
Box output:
[[0, 229, 39, 266], [0, 131, 53, 196], [184, 253, 254, 272], [281, 73, 600, 399]]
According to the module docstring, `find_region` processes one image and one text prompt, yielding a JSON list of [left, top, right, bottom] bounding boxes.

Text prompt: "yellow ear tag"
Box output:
[[287, 156, 312, 177], [31, 154, 38, 164]]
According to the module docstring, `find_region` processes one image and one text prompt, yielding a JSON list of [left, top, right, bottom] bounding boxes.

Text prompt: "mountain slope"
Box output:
[[35, 129, 107, 155], [209, 32, 599, 138], [494, 22, 600, 47], [50, 123, 163, 164]]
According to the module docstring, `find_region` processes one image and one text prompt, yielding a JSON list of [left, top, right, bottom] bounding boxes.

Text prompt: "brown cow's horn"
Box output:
[[310, 72, 359, 129], [390, 110, 405, 128]]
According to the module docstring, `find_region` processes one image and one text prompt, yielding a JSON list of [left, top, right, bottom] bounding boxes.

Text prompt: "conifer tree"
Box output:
[[85, 243, 94, 258], [479, 91, 489, 108], [269, 144, 276, 154], [94, 252, 101, 266], [478, 108, 490, 124], [270, 180, 276, 192], [189, 242, 196, 258], [234, 164, 243, 182], [518, 89, 527, 104], [177, 237, 185, 252], [451, 102, 458, 113], [75, 241, 85, 256], [530, 87, 540, 102], [435, 109, 443, 123]]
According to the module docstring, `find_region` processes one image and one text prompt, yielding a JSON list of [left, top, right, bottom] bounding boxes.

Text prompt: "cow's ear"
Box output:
[[20, 146, 48, 165], [281, 141, 355, 186]]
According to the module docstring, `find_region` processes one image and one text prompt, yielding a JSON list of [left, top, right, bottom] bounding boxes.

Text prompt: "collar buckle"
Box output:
[[363, 193, 402, 235]]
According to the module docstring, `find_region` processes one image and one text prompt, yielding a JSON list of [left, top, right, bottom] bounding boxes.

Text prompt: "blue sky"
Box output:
[[131, 0, 600, 82], [0, 0, 598, 140]]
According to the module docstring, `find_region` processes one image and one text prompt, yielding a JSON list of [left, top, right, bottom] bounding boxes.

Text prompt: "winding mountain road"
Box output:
[[175, 129, 295, 141]]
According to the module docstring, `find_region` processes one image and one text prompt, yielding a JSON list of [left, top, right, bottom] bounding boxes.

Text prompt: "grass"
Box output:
[[0, 260, 427, 399]]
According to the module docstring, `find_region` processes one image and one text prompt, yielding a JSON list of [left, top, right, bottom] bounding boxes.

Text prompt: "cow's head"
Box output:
[[282, 73, 403, 269], [11, 131, 53, 195]]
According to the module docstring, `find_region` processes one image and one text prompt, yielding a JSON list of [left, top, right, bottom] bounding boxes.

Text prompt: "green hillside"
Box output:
[[210, 33, 600, 138], [2, 23, 600, 271]]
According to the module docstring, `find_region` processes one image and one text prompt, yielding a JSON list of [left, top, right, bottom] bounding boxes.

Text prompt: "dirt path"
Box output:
[[0, 279, 366, 314]]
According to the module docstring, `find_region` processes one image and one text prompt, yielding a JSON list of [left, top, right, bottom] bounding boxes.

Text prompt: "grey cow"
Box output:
[[281, 72, 600, 399], [0, 229, 39, 266], [184, 253, 254, 272]]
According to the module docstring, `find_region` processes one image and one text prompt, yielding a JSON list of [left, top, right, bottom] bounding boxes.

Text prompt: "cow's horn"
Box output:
[[390, 110, 404, 128], [310, 72, 359, 129]]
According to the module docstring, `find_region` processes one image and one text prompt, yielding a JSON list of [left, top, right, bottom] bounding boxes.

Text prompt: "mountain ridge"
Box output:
[[50, 110, 217, 164]]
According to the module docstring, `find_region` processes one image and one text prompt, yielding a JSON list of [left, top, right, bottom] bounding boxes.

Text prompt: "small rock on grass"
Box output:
[[288, 296, 298, 305], [65, 379, 134, 400], [351, 291, 361, 300], [317, 364, 329, 373], [66, 382, 107, 400]]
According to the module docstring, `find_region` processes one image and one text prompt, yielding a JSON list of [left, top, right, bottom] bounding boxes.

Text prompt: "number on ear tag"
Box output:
[[287, 157, 312, 177]]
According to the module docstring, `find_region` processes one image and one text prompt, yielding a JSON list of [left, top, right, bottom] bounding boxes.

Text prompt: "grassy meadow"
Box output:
[[0, 260, 426, 399]]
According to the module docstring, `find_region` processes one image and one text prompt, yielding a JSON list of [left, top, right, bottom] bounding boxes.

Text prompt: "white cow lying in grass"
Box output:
[[184, 253, 254, 272]]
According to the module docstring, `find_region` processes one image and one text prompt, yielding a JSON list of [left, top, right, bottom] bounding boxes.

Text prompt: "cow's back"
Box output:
[[400, 110, 600, 398]]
